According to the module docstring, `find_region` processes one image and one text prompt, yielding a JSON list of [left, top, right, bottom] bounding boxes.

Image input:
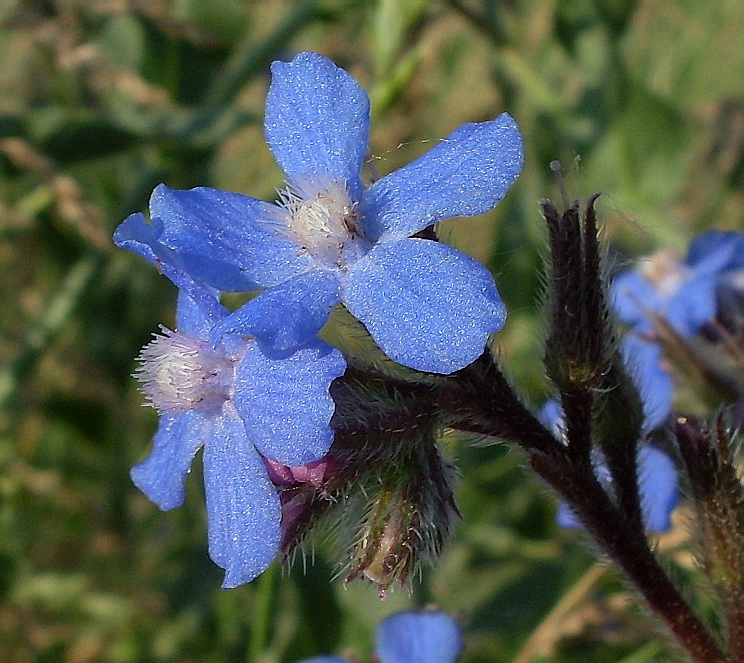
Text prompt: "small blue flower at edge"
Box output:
[[613, 230, 744, 338], [116, 52, 524, 374], [115, 216, 346, 588], [298, 610, 463, 663]]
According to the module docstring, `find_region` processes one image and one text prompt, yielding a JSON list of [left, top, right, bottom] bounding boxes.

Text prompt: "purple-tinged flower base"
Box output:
[[116, 52, 524, 374]]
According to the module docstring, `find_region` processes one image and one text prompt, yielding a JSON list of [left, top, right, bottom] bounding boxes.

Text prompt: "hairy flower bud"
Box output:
[[676, 412, 744, 660], [266, 366, 459, 593], [344, 441, 459, 596]]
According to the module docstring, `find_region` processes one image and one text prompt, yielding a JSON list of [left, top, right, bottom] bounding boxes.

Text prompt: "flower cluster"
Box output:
[[116, 52, 523, 587]]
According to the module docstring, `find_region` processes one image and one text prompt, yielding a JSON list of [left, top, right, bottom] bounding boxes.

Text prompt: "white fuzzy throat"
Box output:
[[135, 327, 234, 415], [265, 176, 369, 267], [640, 248, 689, 297]]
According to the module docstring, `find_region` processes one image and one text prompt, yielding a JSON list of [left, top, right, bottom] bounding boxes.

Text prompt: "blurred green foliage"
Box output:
[[1, 0, 742, 661]]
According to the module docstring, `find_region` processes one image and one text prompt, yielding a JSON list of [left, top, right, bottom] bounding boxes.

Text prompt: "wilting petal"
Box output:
[[130, 411, 207, 511], [345, 239, 506, 373], [151, 185, 313, 290], [210, 269, 342, 354], [234, 339, 345, 467], [203, 405, 281, 588], [265, 52, 370, 200], [376, 611, 463, 663], [363, 114, 523, 242]]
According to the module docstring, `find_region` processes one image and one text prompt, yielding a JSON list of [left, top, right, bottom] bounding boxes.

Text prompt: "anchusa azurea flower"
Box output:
[[612, 230, 744, 413], [297, 609, 463, 663], [613, 231, 744, 337], [123, 51, 523, 374], [115, 215, 345, 588]]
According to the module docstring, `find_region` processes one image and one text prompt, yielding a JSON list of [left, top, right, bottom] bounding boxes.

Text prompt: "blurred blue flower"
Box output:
[[613, 231, 744, 337], [118, 52, 523, 374], [539, 402, 679, 533], [610, 230, 744, 429], [115, 216, 346, 588], [620, 334, 674, 431], [298, 610, 463, 663]]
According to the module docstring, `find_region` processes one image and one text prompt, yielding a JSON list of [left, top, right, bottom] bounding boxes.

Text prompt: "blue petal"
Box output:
[[151, 184, 313, 291], [265, 53, 370, 200], [538, 400, 564, 438], [621, 335, 673, 431], [233, 339, 345, 467], [611, 270, 665, 329], [115, 213, 230, 339], [638, 446, 679, 533], [344, 239, 506, 373], [556, 502, 580, 529], [687, 231, 744, 271], [376, 611, 463, 663], [667, 273, 718, 336], [114, 213, 191, 285], [175, 286, 228, 340], [210, 269, 342, 354], [202, 405, 281, 588], [130, 411, 207, 511], [363, 114, 523, 242]]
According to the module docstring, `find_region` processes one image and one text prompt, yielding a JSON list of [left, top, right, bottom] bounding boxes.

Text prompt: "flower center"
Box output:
[[135, 327, 234, 415], [640, 249, 690, 297], [265, 176, 369, 267]]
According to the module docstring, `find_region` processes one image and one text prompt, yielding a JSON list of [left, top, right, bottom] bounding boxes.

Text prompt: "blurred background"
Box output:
[[1, 0, 743, 661]]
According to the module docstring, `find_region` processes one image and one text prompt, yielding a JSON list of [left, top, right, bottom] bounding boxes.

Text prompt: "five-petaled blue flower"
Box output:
[[613, 230, 744, 337], [540, 401, 679, 533], [121, 52, 523, 374], [610, 230, 744, 429], [298, 610, 463, 663], [115, 216, 346, 588]]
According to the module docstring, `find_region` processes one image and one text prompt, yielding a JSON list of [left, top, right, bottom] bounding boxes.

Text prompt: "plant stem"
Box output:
[[529, 454, 726, 663]]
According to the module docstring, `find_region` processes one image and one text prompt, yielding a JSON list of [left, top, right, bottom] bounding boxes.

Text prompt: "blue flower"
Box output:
[[298, 610, 463, 663], [117, 52, 523, 374], [613, 231, 744, 337], [539, 402, 679, 533], [555, 445, 679, 533], [115, 216, 346, 588], [620, 334, 674, 431]]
